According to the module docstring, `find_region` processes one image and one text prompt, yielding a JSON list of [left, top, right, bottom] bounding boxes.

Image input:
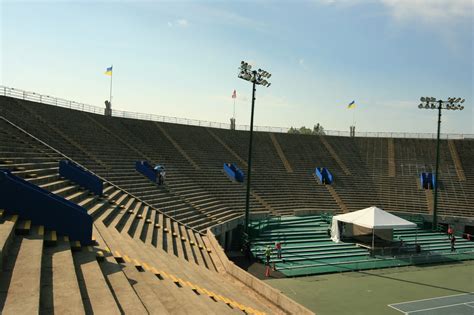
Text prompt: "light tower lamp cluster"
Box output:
[[238, 61, 272, 87], [418, 97, 465, 110]]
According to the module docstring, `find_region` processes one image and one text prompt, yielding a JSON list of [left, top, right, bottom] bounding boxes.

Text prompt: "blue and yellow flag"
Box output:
[[347, 100, 356, 109], [104, 66, 113, 76]]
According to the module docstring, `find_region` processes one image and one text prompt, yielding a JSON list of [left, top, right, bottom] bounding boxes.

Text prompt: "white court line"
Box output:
[[407, 302, 473, 314], [465, 303, 474, 308], [387, 304, 408, 314], [389, 292, 474, 307]]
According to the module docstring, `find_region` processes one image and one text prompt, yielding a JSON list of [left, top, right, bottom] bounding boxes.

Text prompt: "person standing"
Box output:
[[447, 226, 453, 240], [161, 169, 166, 185], [265, 245, 272, 265], [264, 246, 272, 277], [154, 165, 162, 185], [451, 235, 456, 252], [275, 241, 282, 259]]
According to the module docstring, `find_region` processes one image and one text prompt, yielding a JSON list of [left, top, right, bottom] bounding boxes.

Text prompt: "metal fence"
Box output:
[[1, 85, 472, 139], [275, 250, 474, 273]]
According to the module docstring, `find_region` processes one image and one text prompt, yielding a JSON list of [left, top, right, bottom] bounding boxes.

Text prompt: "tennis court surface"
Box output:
[[389, 293, 474, 314]]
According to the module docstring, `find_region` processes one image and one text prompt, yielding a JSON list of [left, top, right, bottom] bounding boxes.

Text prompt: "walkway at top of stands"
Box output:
[[1, 85, 473, 140]]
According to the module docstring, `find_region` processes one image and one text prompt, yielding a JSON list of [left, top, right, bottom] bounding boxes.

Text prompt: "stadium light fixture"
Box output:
[[418, 96, 465, 230], [238, 60, 272, 236]]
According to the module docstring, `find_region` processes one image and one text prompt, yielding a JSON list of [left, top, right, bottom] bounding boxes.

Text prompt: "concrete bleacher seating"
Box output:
[[0, 97, 242, 232], [0, 114, 286, 314], [2, 96, 473, 219]]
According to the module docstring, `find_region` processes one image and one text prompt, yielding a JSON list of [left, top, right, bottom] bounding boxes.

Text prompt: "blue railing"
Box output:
[[136, 160, 157, 182], [0, 169, 93, 244], [315, 167, 333, 184], [59, 160, 103, 195], [420, 172, 435, 189], [224, 163, 245, 182]]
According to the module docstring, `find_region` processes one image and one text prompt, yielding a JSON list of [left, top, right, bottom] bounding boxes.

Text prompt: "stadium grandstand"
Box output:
[[0, 86, 473, 314], [3, 0, 473, 312]]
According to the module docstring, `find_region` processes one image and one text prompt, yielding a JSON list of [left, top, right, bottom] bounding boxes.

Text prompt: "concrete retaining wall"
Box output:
[[293, 209, 335, 216], [210, 216, 243, 236], [206, 229, 315, 315]]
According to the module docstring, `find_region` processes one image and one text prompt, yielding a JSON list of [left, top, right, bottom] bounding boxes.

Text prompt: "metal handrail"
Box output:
[[276, 249, 474, 270], [0, 115, 205, 235], [1, 85, 472, 139]]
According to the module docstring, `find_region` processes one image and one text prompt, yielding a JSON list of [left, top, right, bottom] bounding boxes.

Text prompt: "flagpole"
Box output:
[[109, 65, 113, 105], [233, 98, 236, 119]]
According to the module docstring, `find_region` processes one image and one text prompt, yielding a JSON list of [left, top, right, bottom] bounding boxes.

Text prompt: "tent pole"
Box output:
[[372, 229, 375, 256]]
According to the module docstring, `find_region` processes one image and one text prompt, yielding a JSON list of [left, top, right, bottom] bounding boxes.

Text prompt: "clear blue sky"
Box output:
[[1, 0, 473, 134]]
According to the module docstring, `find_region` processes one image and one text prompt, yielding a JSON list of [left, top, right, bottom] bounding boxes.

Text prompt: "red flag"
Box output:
[[232, 90, 237, 99]]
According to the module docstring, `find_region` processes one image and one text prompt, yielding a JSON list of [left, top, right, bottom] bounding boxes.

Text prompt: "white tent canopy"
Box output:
[[331, 206, 417, 243]]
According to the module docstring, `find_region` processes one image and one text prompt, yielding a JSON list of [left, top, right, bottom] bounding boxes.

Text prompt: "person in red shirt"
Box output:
[[275, 241, 282, 259], [447, 226, 453, 240]]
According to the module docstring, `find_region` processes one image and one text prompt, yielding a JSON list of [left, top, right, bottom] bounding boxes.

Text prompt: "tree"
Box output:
[[287, 123, 325, 135], [288, 127, 299, 134], [313, 123, 325, 135], [299, 126, 313, 135]]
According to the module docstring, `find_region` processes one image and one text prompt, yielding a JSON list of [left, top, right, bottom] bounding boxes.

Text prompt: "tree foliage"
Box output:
[[288, 123, 325, 135]]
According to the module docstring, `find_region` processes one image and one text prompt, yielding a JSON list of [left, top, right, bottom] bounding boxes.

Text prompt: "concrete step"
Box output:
[[91, 226, 153, 313], [2, 226, 44, 314], [93, 221, 228, 314], [0, 214, 19, 270], [27, 173, 60, 186], [72, 246, 121, 314], [52, 185, 79, 198], [41, 237, 85, 314]]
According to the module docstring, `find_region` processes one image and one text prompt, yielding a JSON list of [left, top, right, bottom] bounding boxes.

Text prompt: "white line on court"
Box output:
[[465, 303, 474, 309], [387, 304, 408, 314], [406, 302, 473, 314], [388, 291, 474, 307]]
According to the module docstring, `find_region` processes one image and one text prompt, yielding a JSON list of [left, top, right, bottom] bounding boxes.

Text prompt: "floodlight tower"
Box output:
[[418, 96, 465, 230], [238, 61, 272, 235]]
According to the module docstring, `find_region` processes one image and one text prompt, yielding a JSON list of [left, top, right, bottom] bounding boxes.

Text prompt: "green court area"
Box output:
[[249, 215, 474, 277], [265, 261, 474, 315]]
